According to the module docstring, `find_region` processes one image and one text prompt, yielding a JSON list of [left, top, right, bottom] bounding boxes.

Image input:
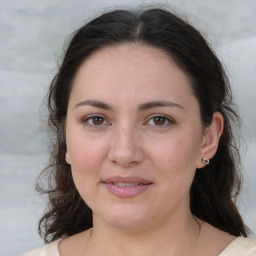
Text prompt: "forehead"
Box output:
[[70, 43, 196, 106], [75, 44, 189, 81]]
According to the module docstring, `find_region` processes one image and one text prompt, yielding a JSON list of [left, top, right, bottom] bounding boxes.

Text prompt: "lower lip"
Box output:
[[103, 183, 152, 198]]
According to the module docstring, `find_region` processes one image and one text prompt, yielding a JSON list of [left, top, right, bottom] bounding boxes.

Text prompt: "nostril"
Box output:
[[108, 146, 144, 166], [107, 130, 144, 166]]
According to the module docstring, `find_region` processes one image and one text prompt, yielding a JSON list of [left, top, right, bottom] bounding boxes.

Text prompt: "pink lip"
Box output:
[[102, 176, 153, 198], [103, 176, 152, 184]]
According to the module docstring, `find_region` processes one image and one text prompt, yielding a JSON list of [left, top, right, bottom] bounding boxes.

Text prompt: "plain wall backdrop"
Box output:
[[0, 1, 255, 255]]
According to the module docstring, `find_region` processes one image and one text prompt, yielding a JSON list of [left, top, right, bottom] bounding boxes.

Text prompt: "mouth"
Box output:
[[112, 182, 142, 187], [102, 176, 153, 198]]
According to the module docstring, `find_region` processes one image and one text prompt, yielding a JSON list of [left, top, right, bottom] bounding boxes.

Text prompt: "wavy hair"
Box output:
[[37, 7, 249, 242]]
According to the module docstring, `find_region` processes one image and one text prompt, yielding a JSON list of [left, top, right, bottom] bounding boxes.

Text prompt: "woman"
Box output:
[[22, 6, 256, 256]]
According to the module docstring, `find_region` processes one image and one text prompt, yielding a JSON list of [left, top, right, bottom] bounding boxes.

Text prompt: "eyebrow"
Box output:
[[74, 99, 184, 111], [138, 100, 184, 111], [75, 100, 113, 110]]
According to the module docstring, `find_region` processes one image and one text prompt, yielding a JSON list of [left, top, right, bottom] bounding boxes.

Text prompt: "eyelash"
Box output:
[[82, 114, 110, 127], [81, 114, 174, 127], [145, 114, 174, 127]]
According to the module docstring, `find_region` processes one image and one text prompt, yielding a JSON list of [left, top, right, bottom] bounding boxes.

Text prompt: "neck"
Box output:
[[86, 213, 200, 256]]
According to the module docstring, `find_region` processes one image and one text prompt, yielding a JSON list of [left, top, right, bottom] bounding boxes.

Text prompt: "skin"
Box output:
[[59, 44, 234, 256]]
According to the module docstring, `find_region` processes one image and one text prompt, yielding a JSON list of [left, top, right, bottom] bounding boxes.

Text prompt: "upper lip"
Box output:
[[102, 176, 152, 185]]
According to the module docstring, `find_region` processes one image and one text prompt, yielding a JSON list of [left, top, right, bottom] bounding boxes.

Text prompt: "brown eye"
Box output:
[[83, 115, 109, 126], [153, 116, 166, 125], [91, 116, 105, 125], [146, 115, 174, 127]]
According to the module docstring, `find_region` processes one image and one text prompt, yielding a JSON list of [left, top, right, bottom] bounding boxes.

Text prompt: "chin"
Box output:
[[99, 204, 153, 229]]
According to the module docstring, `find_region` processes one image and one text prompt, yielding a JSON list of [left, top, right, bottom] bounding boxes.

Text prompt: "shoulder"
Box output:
[[220, 237, 256, 256], [20, 240, 61, 256]]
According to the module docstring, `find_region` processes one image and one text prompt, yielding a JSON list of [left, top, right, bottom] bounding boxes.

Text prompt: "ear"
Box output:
[[65, 152, 71, 165], [196, 112, 224, 168]]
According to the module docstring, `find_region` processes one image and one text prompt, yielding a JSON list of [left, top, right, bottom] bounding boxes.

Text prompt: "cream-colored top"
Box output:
[[21, 237, 256, 256]]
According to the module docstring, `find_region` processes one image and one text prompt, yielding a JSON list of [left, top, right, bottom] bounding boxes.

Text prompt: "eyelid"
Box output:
[[144, 114, 175, 126], [82, 114, 111, 126]]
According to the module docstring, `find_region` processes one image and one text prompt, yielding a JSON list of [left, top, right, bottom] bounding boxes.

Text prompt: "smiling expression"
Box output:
[[65, 44, 207, 229]]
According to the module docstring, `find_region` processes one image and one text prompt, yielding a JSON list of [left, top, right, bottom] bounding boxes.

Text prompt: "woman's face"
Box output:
[[65, 44, 207, 229]]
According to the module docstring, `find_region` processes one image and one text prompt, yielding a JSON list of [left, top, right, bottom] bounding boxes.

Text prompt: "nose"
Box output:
[[107, 125, 144, 167]]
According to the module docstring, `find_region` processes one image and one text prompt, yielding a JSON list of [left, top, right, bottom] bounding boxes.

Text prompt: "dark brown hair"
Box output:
[[38, 7, 249, 243]]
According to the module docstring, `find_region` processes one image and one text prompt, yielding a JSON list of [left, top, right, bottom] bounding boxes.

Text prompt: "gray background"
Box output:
[[0, 0, 255, 255]]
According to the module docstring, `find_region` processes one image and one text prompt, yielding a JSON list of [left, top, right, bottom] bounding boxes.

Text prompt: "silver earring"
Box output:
[[202, 157, 209, 165], [66, 153, 70, 159]]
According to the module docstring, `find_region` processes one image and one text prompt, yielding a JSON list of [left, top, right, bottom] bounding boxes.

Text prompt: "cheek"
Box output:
[[149, 136, 199, 184], [149, 136, 195, 165], [66, 130, 109, 182], [71, 142, 105, 169], [68, 138, 108, 206]]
